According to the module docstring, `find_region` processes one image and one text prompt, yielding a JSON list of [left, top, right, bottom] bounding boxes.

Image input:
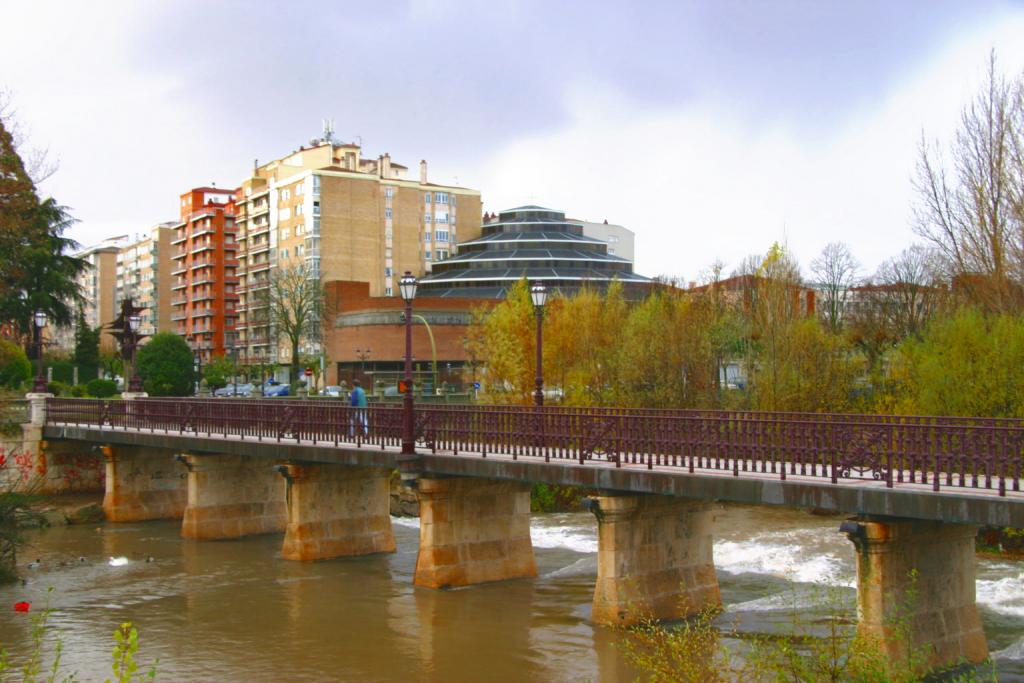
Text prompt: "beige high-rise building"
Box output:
[[233, 135, 482, 366], [115, 222, 177, 338], [53, 238, 125, 354]]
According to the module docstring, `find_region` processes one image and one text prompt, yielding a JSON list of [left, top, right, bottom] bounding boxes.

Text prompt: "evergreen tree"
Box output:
[[0, 117, 86, 345], [73, 313, 101, 381]]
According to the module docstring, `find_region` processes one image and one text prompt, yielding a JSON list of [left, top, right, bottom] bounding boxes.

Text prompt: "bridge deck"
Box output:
[[45, 420, 1024, 528]]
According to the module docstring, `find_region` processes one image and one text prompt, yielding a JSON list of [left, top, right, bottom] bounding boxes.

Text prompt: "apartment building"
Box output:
[[233, 136, 482, 367], [114, 222, 177, 338], [51, 238, 126, 353], [170, 188, 239, 362]]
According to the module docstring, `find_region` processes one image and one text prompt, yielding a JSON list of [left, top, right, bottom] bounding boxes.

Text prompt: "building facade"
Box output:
[[114, 222, 177, 339], [53, 238, 126, 354], [232, 138, 482, 368], [170, 188, 239, 362]]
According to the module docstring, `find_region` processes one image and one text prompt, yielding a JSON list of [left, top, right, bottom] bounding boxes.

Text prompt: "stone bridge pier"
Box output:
[[843, 518, 987, 672], [279, 463, 395, 561], [102, 444, 187, 522], [587, 494, 720, 625], [180, 453, 286, 540], [413, 476, 536, 589]]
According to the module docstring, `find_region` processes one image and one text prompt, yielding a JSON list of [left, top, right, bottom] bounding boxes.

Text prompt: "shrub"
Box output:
[[0, 339, 31, 390], [135, 332, 195, 397], [86, 378, 118, 398], [69, 383, 89, 397], [46, 380, 70, 396], [45, 358, 76, 384]]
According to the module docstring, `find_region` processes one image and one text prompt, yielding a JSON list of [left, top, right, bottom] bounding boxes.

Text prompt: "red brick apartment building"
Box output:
[[170, 187, 239, 362]]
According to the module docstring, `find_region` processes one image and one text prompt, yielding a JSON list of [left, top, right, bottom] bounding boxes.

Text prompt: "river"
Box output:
[[2, 505, 1024, 681]]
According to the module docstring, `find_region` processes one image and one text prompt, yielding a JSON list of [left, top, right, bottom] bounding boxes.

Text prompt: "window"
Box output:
[[436, 230, 449, 243], [385, 229, 392, 240], [385, 248, 392, 258], [313, 218, 321, 234], [424, 234, 432, 244], [281, 228, 291, 240], [282, 189, 291, 201], [297, 224, 304, 235], [451, 194, 457, 206], [313, 201, 321, 216], [296, 182, 303, 195], [437, 249, 449, 260], [385, 287, 393, 296], [384, 267, 392, 276], [424, 192, 432, 204], [385, 187, 394, 199], [435, 192, 448, 205], [435, 213, 448, 224], [424, 212, 432, 223], [296, 204, 303, 216], [312, 175, 321, 195], [385, 207, 392, 219], [296, 244, 304, 257], [282, 247, 289, 258]]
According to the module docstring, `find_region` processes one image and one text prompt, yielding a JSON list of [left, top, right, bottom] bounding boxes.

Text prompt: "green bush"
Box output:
[[46, 380, 70, 396], [45, 358, 76, 384], [0, 339, 31, 390], [69, 383, 89, 397], [135, 332, 195, 397], [86, 378, 118, 398]]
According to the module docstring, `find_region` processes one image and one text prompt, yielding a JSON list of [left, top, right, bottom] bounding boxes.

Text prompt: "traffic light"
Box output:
[[398, 379, 410, 394]]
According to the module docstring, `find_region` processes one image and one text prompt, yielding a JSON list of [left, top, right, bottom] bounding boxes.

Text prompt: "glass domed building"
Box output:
[[418, 206, 651, 298]]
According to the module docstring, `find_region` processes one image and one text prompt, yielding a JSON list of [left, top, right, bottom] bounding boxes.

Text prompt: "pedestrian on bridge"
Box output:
[[349, 379, 368, 437]]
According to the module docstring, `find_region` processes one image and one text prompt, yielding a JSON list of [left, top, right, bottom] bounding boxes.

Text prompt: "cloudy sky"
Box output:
[[3, 0, 1024, 281]]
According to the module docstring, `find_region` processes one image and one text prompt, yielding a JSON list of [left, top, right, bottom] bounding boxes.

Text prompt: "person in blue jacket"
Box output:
[[349, 379, 368, 436]]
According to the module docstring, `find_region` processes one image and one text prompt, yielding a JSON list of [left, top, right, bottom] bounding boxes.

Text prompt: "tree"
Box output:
[[202, 355, 236, 391], [135, 332, 195, 396], [889, 308, 1024, 417], [73, 313, 101, 381], [810, 242, 859, 333], [255, 263, 324, 390], [0, 114, 85, 346], [0, 338, 30, 390], [464, 279, 536, 404], [913, 52, 1024, 313]]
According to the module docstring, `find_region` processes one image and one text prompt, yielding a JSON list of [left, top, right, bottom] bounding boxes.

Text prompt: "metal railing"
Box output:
[[44, 398, 1024, 496]]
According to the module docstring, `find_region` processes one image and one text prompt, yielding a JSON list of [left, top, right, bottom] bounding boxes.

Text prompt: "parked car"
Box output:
[[214, 383, 255, 397], [264, 381, 290, 397], [323, 385, 345, 398]]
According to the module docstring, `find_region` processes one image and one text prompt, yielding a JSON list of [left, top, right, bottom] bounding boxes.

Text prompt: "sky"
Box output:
[[3, 0, 1024, 282]]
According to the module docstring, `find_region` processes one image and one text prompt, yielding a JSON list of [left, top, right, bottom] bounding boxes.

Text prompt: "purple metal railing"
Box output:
[[45, 398, 1024, 496]]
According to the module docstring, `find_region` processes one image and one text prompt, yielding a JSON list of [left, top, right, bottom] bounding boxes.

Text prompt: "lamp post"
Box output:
[[32, 310, 47, 393], [531, 282, 547, 406], [399, 272, 417, 455], [126, 314, 143, 392], [192, 350, 201, 396]]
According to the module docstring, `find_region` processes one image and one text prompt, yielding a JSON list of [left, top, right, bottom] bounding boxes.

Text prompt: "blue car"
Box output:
[[263, 381, 290, 397]]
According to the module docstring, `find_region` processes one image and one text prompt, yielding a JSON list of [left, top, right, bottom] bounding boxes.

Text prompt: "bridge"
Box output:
[[21, 394, 1024, 672]]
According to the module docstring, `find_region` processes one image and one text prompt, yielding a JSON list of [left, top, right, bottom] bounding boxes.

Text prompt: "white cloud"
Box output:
[[475, 13, 1024, 281]]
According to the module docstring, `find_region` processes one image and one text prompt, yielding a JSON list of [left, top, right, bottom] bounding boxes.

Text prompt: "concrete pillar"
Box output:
[[25, 392, 51, 427], [280, 464, 396, 561], [102, 445, 187, 522], [845, 518, 987, 671], [414, 477, 536, 589], [181, 453, 286, 540], [589, 495, 720, 626]]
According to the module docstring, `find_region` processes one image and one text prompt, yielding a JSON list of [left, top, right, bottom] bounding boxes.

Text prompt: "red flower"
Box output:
[[14, 601, 30, 612]]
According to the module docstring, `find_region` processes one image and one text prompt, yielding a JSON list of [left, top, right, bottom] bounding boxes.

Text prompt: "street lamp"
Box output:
[[400, 271, 417, 455], [127, 314, 143, 392], [192, 350, 201, 396], [32, 310, 47, 393], [531, 281, 547, 406]]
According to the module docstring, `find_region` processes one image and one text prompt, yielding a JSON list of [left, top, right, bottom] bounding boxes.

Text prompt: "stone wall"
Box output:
[[0, 427, 104, 495]]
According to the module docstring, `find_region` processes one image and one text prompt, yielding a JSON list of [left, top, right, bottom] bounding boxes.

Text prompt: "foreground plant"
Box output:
[[0, 590, 158, 682]]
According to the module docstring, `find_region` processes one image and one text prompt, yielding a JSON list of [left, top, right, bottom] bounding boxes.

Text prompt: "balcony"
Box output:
[[191, 243, 215, 255], [248, 261, 271, 273], [171, 298, 188, 307], [171, 281, 187, 291], [249, 204, 269, 218], [170, 312, 187, 321], [191, 260, 215, 271]]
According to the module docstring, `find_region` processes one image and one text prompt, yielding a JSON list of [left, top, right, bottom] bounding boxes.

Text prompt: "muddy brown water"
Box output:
[[2, 505, 1024, 681]]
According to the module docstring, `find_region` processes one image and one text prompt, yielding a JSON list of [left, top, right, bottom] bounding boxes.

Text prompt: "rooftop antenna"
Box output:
[[321, 118, 335, 145], [356, 134, 363, 148]]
